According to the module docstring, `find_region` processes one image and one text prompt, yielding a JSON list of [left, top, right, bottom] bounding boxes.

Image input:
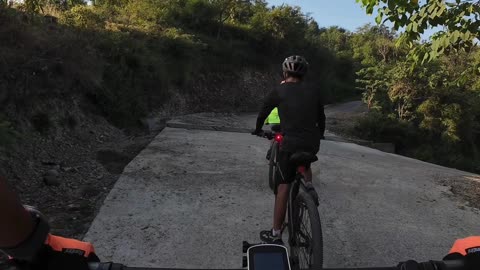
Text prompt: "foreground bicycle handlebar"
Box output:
[[88, 259, 466, 270]]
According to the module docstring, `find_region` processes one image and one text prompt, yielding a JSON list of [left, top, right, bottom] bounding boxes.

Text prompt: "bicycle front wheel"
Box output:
[[291, 191, 323, 270]]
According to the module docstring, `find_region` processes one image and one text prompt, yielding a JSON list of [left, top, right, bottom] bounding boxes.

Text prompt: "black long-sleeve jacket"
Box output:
[[255, 82, 326, 153]]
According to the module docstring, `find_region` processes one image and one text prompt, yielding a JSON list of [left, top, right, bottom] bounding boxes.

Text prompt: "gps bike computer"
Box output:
[[247, 244, 291, 270]]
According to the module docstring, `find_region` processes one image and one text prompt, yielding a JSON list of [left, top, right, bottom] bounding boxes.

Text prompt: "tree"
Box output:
[[318, 26, 350, 53], [351, 24, 397, 66], [211, 0, 251, 38], [23, 0, 44, 13], [61, 4, 104, 28], [305, 20, 320, 38], [251, 5, 308, 42], [356, 64, 390, 110], [375, 36, 395, 63], [357, 0, 480, 64], [17, 0, 85, 13]]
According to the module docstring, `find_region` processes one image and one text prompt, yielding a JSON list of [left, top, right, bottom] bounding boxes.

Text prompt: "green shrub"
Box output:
[[355, 111, 480, 172], [60, 5, 105, 29], [354, 111, 417, 151]]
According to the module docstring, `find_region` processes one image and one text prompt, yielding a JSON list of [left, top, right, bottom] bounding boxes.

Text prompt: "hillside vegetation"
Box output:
[[0, 0, 356, 132], [0, 0, 479, 172], [353, 0, 480, 172]]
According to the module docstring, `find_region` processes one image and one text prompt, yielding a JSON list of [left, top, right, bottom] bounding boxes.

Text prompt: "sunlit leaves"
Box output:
[[356, 0, 480, 64]]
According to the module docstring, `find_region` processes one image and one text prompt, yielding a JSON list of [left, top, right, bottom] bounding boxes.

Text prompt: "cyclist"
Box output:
[[252, 55, 326, 244], [0, 176, 98, 270], [264, 80, 285, 127], [264, 80, 284, 160]]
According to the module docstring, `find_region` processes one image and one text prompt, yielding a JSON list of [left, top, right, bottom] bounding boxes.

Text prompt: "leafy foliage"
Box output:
[[60, 5, 104, 28], [352, 23, 480, 172], [350, 1, 480, 171], [357, 0, 480, 65]]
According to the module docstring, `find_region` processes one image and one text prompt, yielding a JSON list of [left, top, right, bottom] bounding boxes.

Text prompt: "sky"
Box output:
[[267, 0, 437, 39], [267, 0, 377, 32]]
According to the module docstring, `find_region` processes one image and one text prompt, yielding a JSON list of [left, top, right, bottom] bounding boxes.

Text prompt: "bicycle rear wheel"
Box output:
[[268, 142, 278, 191], [291, 190, 323, 270]]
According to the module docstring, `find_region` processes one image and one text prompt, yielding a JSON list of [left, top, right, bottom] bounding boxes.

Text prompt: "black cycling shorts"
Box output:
[[276, 150, 312, 185]]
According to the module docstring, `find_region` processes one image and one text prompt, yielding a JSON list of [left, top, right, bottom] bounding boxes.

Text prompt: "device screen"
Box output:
[[253, 252, 286, 270]]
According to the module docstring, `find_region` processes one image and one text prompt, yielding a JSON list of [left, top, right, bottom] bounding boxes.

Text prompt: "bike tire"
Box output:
[[268, 142, 277, 191], [291, 190, 323, 270]]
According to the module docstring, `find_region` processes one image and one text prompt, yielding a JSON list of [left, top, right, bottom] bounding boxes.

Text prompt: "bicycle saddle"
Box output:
[[289, 152, 318, 166]]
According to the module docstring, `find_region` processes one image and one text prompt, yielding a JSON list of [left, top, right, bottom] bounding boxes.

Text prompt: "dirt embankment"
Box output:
[[0, 68, 274, 241], [0, 116, 160, 239]]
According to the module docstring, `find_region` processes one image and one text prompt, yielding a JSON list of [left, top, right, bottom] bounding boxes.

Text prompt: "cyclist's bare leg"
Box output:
[[273, 183, 289, 231]]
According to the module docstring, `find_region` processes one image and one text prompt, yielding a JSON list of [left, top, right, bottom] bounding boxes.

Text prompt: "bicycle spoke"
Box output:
[[294, 202, 315, 269], [299, 241, 312, 269], [299, 207, 312, 240], [300, 247, 311, 269], [301, 212, 312, 239]]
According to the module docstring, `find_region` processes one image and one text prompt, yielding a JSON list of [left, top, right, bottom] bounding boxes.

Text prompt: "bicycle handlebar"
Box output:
[[88, 259, 466, 270]]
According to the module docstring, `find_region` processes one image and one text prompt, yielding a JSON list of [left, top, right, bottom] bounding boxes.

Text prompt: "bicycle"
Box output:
[[7, 243, 477, 270], [86, 258, 471, 270], [259, 130, 323, 270]]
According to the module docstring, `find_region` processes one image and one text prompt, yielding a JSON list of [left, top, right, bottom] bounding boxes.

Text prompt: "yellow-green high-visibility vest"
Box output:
[[265, 107, 280, 125]]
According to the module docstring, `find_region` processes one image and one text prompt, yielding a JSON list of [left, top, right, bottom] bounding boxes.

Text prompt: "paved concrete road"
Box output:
[[325, 101, 367, 116], [85, 114, 480, 269]]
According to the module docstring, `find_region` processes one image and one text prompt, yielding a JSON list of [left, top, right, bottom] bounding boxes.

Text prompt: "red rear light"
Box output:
[[274, 134, 283, 143]]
